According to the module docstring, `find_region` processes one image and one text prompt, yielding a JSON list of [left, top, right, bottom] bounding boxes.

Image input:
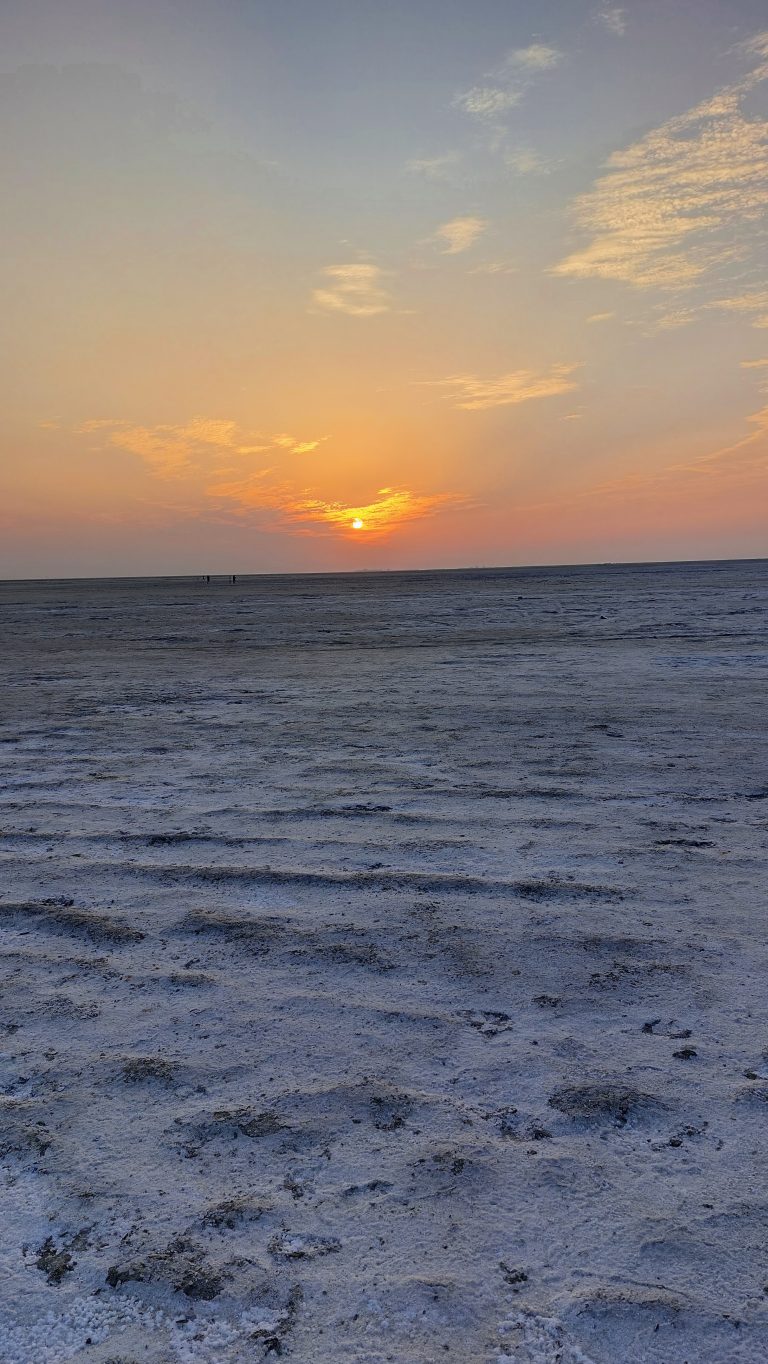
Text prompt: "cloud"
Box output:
[[273, 433, 327, 454], [506, 360, 768, 521], [208, 479, 460, 537], [454, 86, 522, 118], [595, 7, 628, 36], [454, 42, 565, 196], [506, 44, 563, 71], [651, 307, 697, 332], [586, 311, 615, 324], [469, 261, 518, 275], [452, 43, 563, 218], [583, 361, 768, 509], [78, 418, 323, 477], [285, 487, 458, 535], [456, 44, 563, 121], [434, 216, 489, 254], [422, 363, 580, 410], [711, 291, 768, 329], [78, 420, 198, 476], [79, 415, 461, 538], [553, 35, 768, 290], [312, 263, 391, 317], [742, 32, 768, 60], [504, 147, 551, 175], [406, 153, 460, 179]]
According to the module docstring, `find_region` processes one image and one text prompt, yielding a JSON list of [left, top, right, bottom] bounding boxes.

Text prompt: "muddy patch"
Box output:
[[0, 899, 143, 944], [549, 1082, 665, 1128], [106, 1236, 224, 1300]]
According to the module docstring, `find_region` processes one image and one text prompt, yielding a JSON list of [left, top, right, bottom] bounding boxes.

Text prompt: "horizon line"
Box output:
[[1, 553, 767, 586]]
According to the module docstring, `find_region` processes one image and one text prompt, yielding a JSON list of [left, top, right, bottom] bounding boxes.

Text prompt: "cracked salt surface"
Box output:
[[497, 1308, 599, 1363], [0, 1162, 287, 1364], [1, 562, 767, 1361]]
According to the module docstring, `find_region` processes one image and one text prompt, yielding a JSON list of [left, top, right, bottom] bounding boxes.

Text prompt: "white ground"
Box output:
[[0, 561, 767, 1364]]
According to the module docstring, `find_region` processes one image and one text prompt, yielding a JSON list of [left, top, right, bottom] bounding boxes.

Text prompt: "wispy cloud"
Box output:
[[456, 41, 563, 121], [586, 311, 615, 324], [558, 352, 768, 522], [273, 433, 327, 454], [78, 418, 323, 477], [312, 263, 391, 317], [77, 415, 461, 537], [504, 147, 551, 175], [742, 32, 768, 60], [405, 153, 461, 180], [469, 261, 518, 276], [591, 364, 768, 499], [595, 7, 628, 36], [711, 291, 768, 329], [553, 34, 768, 290], [79, 418, 204, 476], [208, 479, 460, 537], [506, 44, 563, 71], [422, 364, 579, 411], [652, 307, 698, 332], [455, 86, 522, 118], [285, 487, 459, 535], [434, 216, 489, 254]]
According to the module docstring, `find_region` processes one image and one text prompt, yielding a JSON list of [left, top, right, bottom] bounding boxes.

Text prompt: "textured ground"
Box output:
[[1, 561, 767, 1363]]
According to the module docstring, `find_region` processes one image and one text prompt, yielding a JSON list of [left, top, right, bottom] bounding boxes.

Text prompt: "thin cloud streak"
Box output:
[[273, 433, 327, 454], [590, 365, 768, 500], [711, 291, 768, 329], [469, 261, 518, 275], [286, 487, 461, 535], [422, 364, 580, 411], [405, 153, 461, 180]]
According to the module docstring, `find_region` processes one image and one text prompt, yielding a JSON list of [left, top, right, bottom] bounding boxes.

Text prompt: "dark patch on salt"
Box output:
[[549, 1082, 662, 1127], [36, 1236, 75, 1284], [0, 900, 143, 944]]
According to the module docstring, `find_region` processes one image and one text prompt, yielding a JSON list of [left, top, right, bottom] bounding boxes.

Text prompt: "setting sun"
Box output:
[[351, 518, 364, 530]]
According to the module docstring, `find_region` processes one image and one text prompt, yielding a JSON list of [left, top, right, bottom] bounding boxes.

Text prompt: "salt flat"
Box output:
[[1, 561, 767, 1364]]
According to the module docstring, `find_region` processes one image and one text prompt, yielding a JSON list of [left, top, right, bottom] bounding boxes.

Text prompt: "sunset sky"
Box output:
[[2, 0, 767, 576]]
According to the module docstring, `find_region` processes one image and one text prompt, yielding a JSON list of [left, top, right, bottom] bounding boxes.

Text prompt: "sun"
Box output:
[[351, 518, 364, 530]]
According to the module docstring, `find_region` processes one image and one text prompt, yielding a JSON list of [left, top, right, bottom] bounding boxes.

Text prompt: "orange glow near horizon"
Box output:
[[1, 7, 767, 575]]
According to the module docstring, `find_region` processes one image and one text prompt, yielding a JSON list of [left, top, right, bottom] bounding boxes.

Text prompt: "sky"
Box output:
[[1, 0, 767, 577]]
